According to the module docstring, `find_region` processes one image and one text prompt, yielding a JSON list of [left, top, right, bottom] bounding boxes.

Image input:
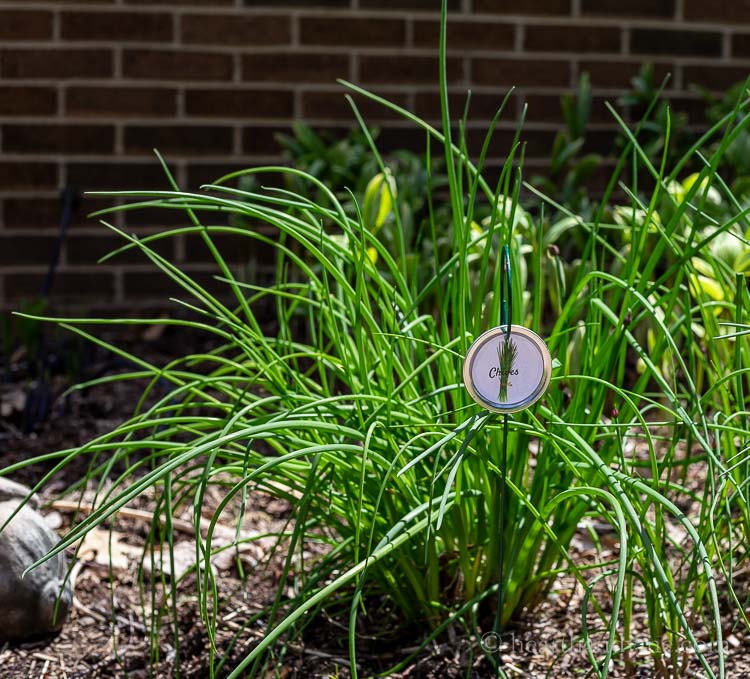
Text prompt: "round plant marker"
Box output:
[[463, 325, 552, 413]]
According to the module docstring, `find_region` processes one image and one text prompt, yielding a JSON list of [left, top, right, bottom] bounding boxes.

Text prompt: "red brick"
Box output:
[[243, 125, 354, 156], [184, 232, 271, 264], [182, 14, 290, 45], [300, 16, 406, 47], [124, 125, 234, 155], [66, 162, 169, 190], [414, 90, 515, 123], [0, 10, 53, 40], [631, 29, 722, 57], [242, 53, 348, 83], [5, 272, 115, 304], [242, 125, 293, 155], [0, 162, 57, 191], [3, 124, 115, 154], [123, 49, 233, 81], [525, 24, 620, 53], [122, 207, 197, 233], [0, 86, 56, 116], [4, 197, 109, 229], [301, 89, 409, 121], [17, 0, 112, 3], [122, 268, 230, 298], [187, 163, 289, 191], [243, 0, 347, 5], [581, 128, 621, 155], [66, 87, 177, 118], [360, 0, 459, 8], [664, 95, 710, 126], [684, 65, 750, 91], [582, 0, 674, 17], [580, 60, 673, 88], [127, 0, 232, 4], [473, 0, 569, 14], [685, 0, 750, 22], [66, 234, 174, 264], [0, 236, 56, 265], [731, 34, 750, 58], [465, 127, 558, 158], [359, 55, 463, 85], [377, 126, 452, 153], [61, 11, 172, 42], [521, 94, 567, 125], [472, 57, 570, 87], [580, 97, 618, 125], [521, 94, 614, 127], [0, 49, 113, 79], [185, 88, 293, 118], [524, 129, 562, 157], [122, 204, 192, 227], [413, 20, 514, 51]]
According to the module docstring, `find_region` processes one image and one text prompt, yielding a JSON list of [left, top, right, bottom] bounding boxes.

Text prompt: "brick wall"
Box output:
[[0, 0, 748, 310]]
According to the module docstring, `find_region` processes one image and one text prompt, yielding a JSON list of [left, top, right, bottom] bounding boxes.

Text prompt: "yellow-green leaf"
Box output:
[[363, 169, 396, 234], [734, 248, 750, 274], [688, 273, 724, 302]]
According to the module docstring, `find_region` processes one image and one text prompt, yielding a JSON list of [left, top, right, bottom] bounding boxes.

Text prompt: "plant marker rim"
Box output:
[[463, 324, 552, 414]]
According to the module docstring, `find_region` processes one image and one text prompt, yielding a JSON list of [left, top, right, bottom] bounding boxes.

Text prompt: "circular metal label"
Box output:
[[463, 325, 552, 413]]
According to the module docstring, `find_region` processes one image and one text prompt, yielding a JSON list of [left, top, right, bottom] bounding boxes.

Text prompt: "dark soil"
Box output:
[[1, 324, 748, 678]]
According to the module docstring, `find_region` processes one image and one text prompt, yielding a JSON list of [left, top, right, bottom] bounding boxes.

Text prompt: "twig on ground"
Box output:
[[49, 499, 235, 539]]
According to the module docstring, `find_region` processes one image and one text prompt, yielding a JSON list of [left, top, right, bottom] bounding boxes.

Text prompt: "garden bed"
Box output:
[[1, 330, 747, 677]]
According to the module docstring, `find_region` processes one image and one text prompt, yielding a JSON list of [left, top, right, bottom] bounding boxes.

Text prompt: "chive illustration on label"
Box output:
[[496, 337, 518, 402]]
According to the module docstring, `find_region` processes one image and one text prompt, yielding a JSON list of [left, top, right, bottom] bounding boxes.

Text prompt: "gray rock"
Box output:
[[0, 480, 73, 642], [0, 477, 40, 508]]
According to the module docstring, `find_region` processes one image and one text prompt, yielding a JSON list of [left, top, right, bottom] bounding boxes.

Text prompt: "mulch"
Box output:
[[1, 324, 747, 677]]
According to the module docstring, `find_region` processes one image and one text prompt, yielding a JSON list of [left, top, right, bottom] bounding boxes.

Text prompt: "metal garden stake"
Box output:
[[463, 244, 552, 675]]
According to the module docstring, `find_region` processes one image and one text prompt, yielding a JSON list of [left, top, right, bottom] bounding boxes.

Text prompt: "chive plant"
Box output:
[[9, 4, 749, 677]]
